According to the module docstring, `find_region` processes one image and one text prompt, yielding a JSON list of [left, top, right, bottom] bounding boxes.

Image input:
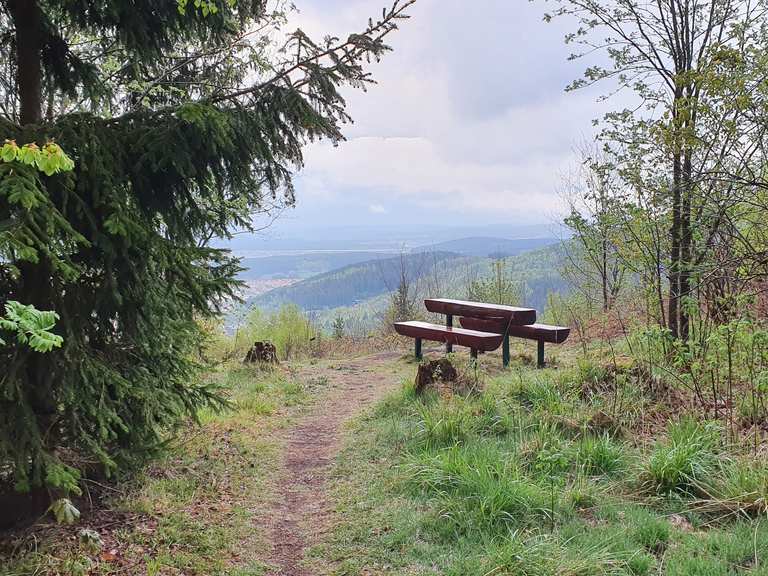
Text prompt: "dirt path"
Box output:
[[264, 351, 404, 575]]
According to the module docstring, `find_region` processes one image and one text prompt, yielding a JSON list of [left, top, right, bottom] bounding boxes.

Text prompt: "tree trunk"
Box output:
[[601, 236, 609, 312], [679, 148, 693, 341], [656, 243, 667, 329], [668, 147, 683, 339], [9, 1, 57, 437], [9, 0, 42, 125]]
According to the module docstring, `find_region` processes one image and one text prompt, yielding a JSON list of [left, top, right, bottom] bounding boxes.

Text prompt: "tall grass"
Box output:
[[329, 337, 768, 574], [232, 304, 316, 360], [645, 418, 721, 494]]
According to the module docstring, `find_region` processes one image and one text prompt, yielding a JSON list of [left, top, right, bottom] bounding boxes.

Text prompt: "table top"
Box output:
[[424, 298, 537, 324]]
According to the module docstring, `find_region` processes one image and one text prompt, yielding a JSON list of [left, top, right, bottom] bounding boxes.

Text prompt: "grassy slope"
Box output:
[[322, 348, 768, 575], [9, 339, 767, 575], [0, 365, 319, 576]]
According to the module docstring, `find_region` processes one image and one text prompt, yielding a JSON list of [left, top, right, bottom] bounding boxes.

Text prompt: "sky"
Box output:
[[252, 0, 608, 241]]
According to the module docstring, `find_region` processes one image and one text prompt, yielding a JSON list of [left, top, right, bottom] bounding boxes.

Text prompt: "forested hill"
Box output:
[[249, 251, 460, 310], [237, 251, 394, 280], [249, 243, 569, 331], [419, 236, 558, 257], [308, 242, 569, 334]]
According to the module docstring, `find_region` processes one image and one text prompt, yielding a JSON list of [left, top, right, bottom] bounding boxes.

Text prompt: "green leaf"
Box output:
[[50, 498, 81, 525], [1, 301, 63, 352], [1, 140, 18, 162]]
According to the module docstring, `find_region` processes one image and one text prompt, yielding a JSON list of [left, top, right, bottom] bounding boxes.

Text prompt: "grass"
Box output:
[[0, 363, 315, 576], [323, 353, 768, 575], [645, 418, 722, 494], [8, 344, 768, 575]]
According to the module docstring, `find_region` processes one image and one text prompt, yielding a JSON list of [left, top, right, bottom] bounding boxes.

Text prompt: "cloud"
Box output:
[[368, 203, 387, 214], [276, 0, 609, 229]]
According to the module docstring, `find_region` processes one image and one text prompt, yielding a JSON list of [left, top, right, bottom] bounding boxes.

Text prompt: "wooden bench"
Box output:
[[394, 298, 530, 365], [458, 317, 570, 368], [394, 298, 570, 368], [393, 320, 504, 359]]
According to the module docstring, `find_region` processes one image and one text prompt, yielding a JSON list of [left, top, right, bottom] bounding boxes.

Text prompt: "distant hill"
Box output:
[[237, 251, 394, 280], [249, 251, 461, 310], [235, 237, 560, 281], [309, 243, 569, 335], [243, 242, 571, 335], [419, 236, 559, 258]]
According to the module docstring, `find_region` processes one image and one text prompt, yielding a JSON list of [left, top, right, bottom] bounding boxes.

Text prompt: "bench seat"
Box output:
[[394, 320, 503, 352], [508, 323, 571, 344], [459, 318, 571, 344], [459, 317, 570, 367]]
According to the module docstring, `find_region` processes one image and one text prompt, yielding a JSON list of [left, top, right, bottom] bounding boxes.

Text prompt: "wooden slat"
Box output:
[[459, 316, 507, 334], [393, 320, 503, 352], [508, 323, 570, 344], [460, 316, 571, 344], [424, 298, 536, 325], [457, 316, 507, 334]]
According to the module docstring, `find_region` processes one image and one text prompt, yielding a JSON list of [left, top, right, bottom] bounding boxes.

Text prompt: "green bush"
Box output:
[[646, 418, 721, 494], [574, 434, 626, 477], [236, 304, 316, 361]]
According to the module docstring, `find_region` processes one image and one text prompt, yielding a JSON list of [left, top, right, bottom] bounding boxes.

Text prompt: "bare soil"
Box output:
[[263, 351, 404, 575]]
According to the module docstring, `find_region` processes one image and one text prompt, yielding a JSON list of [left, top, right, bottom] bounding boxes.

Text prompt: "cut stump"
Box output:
[[244, 341, 279, 365], [415, 358, 458, 395]]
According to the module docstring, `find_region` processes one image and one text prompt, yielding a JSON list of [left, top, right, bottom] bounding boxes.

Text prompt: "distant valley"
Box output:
[[229, 236, 569, 334]]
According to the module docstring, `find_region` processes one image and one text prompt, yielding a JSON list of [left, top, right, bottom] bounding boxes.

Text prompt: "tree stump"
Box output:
[[415, 358, 458, 395], [244, 341, 279, 365]]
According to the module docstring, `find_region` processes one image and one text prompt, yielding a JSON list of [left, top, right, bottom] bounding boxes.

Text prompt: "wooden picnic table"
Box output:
[[394, 298, 570, 368]]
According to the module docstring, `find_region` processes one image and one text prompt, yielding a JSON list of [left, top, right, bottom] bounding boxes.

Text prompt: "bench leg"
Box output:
[[502, 334, 510, 368], [470, 348, 478, 360], [415, 337, 422, 361], [537, 340, 545, 368], [445, 314, 453, 353]]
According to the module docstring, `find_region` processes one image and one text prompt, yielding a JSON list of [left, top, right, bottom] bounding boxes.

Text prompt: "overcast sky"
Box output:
[[263, 0, 606, 237]]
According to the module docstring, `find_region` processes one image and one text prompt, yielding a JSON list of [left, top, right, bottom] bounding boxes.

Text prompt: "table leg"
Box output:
[[537, 340, 545, 368], [445, 314, 453, 353], [502, 334, 510, 368], [415, 337, 422, 360]]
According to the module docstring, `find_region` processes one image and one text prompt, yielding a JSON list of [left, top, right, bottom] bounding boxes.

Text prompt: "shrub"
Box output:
[[645, 418, 721, 494], [236, 305, 316, 360], [574, 434, 627, 477]]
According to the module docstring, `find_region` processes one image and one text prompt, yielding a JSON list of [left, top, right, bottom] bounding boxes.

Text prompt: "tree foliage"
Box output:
[[548, 0, 768, 338], [0, 0, 414, 492], [467, 259, 525, 307]]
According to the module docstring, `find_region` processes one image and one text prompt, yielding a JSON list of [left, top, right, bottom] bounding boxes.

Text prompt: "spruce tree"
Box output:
[[0, 0, 414, 492]]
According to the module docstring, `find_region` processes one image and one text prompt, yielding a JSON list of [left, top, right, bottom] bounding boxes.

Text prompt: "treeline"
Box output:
[[554, 1, 768, 335], [251, 251, 459, 310], [541, 0, 768, 441], [250, 244, 571, 336], [237, 251, 395, 280]]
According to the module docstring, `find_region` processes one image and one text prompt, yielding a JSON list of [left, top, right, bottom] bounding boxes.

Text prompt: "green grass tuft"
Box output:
[[645, 418, 721, 493]]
